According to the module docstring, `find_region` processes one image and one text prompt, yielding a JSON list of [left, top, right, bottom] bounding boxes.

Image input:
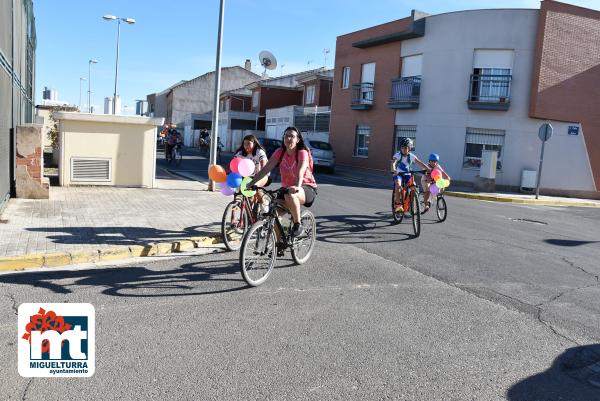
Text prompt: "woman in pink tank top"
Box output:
[[247, 127, 317, 237]]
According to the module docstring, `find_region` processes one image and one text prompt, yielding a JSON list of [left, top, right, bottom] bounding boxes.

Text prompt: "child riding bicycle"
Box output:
[[391, 138, 429, 214], [421, 153, 451, 213]]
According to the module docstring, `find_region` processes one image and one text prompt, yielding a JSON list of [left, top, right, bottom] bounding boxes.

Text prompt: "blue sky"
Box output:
[[34, 0, 599, 113]]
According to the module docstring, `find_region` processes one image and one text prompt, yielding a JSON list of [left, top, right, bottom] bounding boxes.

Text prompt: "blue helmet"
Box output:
[[429, 153, 440, 162]]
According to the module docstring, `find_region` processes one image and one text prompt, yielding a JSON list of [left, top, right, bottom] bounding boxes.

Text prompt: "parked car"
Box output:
[[258, 138, 283, 158], [307, 140, 336, 173]]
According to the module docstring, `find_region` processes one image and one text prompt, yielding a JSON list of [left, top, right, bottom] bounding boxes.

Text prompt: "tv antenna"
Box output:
[[323, 48, 330, 67], [259, 50, 277, 78]]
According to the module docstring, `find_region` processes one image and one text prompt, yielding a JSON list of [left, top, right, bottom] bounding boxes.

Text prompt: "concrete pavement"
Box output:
[[0, 168, 230, 271]]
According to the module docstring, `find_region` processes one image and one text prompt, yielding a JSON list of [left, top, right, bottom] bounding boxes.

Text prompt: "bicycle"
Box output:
[[391, 171, 424, 237], [433, 189, 447, 222], [166, 142, 183, 166], [221, 188, 269, 251], [239, 187, 316, 287], [199, 138, 223, 164], [420, 186, 447, 223]]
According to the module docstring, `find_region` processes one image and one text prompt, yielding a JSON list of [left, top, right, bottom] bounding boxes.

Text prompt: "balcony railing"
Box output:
[[351, 83, 374, 110], [468, 74, 512, 110], [388, 76, 421, 109]]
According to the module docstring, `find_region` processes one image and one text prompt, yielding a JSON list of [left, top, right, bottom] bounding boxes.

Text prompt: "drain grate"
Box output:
[[509, 218, 548, 225]]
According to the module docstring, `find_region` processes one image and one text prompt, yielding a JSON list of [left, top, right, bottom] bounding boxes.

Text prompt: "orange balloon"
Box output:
[[208, 164, 227, 183]]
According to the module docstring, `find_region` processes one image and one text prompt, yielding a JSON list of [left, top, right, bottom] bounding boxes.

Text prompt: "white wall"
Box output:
[[397, 9, 595, 191]]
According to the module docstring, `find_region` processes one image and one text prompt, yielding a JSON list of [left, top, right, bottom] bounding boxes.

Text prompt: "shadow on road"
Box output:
[[544, 239, 600, 247], [315, 212, 419, 243], [507, 344, 600, 400], [0, 254, 249, 297], [25, 224, 220, 247]]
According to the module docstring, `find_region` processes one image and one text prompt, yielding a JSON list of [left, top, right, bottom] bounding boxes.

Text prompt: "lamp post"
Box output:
[[103, 14, 135, 115], [88, 59, 98, 113], [208, 0, 225, 191], [79, 77, 87, 111]]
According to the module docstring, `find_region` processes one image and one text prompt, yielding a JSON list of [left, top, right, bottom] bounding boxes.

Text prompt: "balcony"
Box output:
[[468, 74, 512, 111], [388, 76, 421, 109], [351, 83, 374, 110]]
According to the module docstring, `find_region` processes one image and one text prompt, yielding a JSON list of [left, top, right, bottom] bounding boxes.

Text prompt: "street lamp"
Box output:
[[79, 77, 87, 111], [103, 14, 135, 115], [88, 59, 98, 113], [208, 0, 225, 191]]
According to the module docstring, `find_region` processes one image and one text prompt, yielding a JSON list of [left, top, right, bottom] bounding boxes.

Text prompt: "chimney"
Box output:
[[244, 59, 252, 71]]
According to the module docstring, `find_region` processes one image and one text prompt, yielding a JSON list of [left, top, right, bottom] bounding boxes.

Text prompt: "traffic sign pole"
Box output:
[[535, 123, 553, 199]]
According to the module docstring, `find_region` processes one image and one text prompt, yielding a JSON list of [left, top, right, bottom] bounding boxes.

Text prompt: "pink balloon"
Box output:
[[430, 183, 440, 195], [237, 159, 255, 177], [431, 169, 442, 181], [220, 184, 236, 196], [229, 157, 241, 174]]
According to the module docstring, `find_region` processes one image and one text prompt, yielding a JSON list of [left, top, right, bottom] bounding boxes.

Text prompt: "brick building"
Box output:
[[329, 1, 600, 196]]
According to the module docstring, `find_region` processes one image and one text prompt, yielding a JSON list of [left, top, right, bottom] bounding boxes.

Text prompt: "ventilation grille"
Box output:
[[71, 158, 112, 182]]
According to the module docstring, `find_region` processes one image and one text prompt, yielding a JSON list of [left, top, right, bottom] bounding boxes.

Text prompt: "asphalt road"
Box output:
[[0, 149, 598, 400]]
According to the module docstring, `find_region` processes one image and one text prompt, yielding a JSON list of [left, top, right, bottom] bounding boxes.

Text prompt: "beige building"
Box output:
[[54, 112, 164, 188], [147, 65, 260, 126]]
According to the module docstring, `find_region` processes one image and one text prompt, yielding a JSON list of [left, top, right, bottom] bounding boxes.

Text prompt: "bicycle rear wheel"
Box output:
[[291, 210, 316, 265], [410, 190, 421, 237], [221, 199, 249, 251], [239, 221, 276, 286], [392, 190, 404, 224], [436, 195, 447, 222]]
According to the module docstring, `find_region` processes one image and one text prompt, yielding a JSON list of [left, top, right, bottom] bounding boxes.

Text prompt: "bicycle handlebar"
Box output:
[[248, 185, 290, 196], [392, 169, 429, 175]]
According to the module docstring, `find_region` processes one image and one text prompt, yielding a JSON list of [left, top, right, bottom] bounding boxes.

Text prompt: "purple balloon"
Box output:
[[430, 183, 440, 195], [220, 184, 236, 196]]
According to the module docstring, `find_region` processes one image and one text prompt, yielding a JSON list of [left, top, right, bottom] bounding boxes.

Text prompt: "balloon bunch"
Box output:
[[429, 168, 450, 195], [208, 157, 256, 196]]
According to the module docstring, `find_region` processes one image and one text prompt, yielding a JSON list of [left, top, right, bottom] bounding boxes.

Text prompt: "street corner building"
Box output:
[[329, 0, 600, 198], [0, 0, 36, 210]]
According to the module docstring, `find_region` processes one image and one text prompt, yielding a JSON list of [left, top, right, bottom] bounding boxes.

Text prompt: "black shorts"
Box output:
[[277, 185, 318, 207]]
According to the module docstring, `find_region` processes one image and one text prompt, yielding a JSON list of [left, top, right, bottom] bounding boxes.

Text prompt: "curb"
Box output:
[[445, 191, 600, 208], [0, 235, 222, 273]]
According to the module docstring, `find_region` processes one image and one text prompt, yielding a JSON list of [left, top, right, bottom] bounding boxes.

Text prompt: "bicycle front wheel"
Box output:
[[436, 195, 447, 222], [410, 190, 421, 237], [221, 199, 249, 251], [291, 210, 316, 265], [174, 148, 182, 165], [239, 221, 277, 286], [392, 190, 404, 224]]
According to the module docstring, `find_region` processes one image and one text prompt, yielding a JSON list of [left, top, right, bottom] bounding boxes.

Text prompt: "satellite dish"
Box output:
[[259, 50, 277, 76]]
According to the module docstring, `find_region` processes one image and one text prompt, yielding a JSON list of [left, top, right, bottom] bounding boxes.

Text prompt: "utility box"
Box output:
[[521, 169, 537, 193], [480, 150, 498, 179], [54, 112, 164, 188]]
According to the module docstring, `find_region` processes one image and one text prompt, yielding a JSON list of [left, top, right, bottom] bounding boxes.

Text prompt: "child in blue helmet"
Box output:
[[421, 153, 451, 213]]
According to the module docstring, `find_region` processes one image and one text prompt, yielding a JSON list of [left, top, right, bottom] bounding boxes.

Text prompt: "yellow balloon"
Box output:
[[240, 177, 256, 197]]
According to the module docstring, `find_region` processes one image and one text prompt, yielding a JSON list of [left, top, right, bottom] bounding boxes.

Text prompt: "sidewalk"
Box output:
[[334, 165, 600, 208], [0, 176, 230, 270]]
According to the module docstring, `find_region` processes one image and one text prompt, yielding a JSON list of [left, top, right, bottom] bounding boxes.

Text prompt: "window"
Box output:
[[401, 54, 422, 78], [341, 67, 350, 89], [252, 91, 260, 110], [305, 85, 315, 105], [395, 125, 417, 152], [354, 125, 370, 157], [463, 128, 505, 170], [471, 68, 511, 102]]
